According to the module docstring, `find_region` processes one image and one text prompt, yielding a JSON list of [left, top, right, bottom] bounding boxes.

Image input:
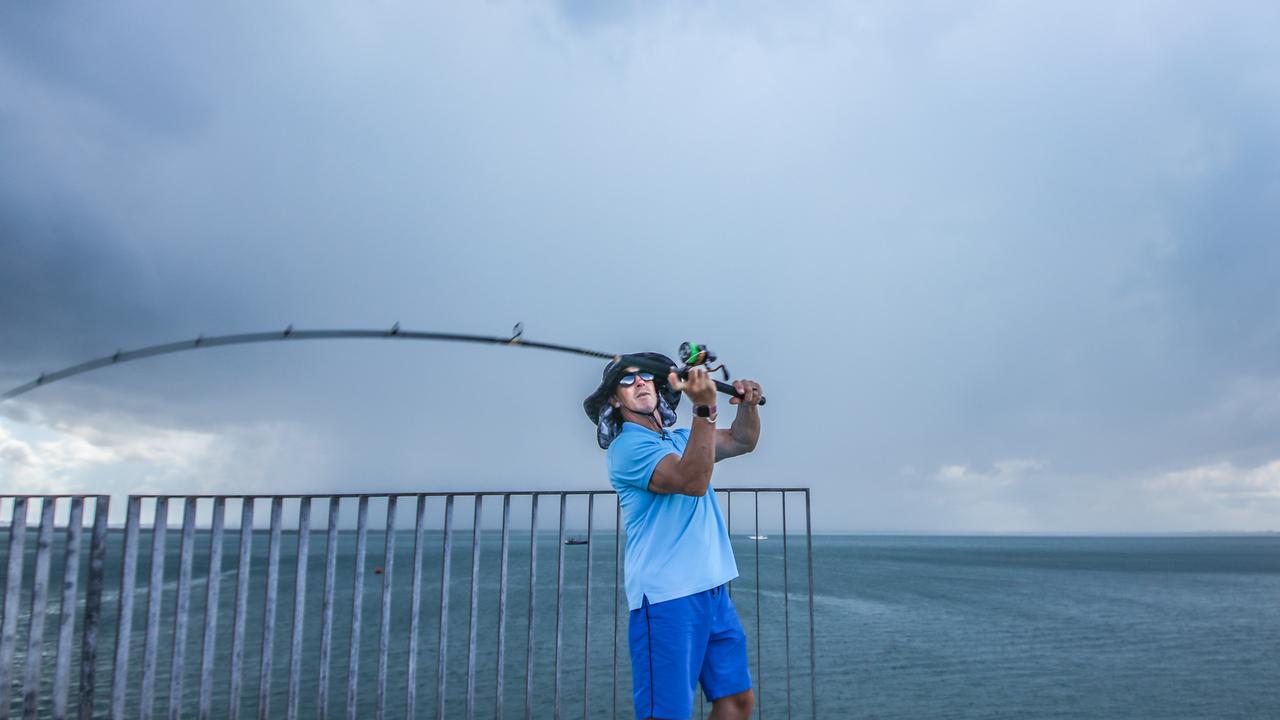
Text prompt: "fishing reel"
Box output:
[[674, 341, 766, 406], [677, 342, 728, 380]]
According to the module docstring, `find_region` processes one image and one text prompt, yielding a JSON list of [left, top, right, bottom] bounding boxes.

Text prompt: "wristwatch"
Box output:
[[694, 404, 718, 422]]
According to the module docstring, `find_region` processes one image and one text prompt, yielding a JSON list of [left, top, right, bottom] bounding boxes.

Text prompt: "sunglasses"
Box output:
[[617, 372, 655, 387]]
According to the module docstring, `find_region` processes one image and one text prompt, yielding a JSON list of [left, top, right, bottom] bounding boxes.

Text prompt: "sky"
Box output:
[[1, 1, 1278, 533]]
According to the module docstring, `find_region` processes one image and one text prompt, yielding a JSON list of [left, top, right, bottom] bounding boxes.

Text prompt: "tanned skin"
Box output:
[[609, 365, 764, 720]]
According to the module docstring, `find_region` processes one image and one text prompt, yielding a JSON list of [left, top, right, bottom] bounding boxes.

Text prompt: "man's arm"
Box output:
[[647, 367, 719, 497], [648, 418, 717, 496], [715, 380, 763, 462], [715, 409, 759, 461]]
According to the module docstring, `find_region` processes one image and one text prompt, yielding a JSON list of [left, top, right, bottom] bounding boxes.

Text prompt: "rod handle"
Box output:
[[714, 380, 767, 407]]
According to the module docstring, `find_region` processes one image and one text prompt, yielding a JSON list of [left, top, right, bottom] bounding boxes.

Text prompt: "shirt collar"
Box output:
[[621, 421, 672, 439]]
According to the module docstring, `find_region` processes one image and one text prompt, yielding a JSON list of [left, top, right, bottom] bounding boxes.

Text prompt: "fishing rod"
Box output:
[[1, 323, 765, 405]]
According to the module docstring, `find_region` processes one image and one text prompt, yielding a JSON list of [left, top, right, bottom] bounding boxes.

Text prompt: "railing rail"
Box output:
[[0, 490, 816, 719]]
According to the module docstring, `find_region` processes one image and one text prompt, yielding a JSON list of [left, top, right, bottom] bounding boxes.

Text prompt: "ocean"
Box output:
[[5, 532, 1280, 718], [804, 535, 1280, 719]]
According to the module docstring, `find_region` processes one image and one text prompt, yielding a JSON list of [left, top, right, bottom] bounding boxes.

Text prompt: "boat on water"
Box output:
[[564, 537, 589, 545], [748, 535, 768, 540]]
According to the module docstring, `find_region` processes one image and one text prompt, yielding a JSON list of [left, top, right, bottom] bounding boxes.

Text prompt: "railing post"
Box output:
[[197, 498, 225, 720], [582, 494, 594, 720], [1, 496, 30, 718], [782, 492, 793, 720], [167, 498, 198, 720], [375, 497, 396, 720], [805, 490, 817, 720], [317, 498, 340, 720], [51, 497, 85, 720], [228, 498, 255, 720], [755, 491, 763, 720], [494, 494, 512, 720], [345, 496, 369, 720], [21, 497, 56, 720], [406, 495, 427, 720], [612, 500, 622, 720], [139, 497, 169, 720], [286, 498, 311, 720], [110, 496, 142, 720], [257, 497, 284, 720], [465, 496, 483, 720], [80, 496, 110, 720], [524, 495, 538, 720], [436, 495, 455, 720], [553, 494, 567, 720]]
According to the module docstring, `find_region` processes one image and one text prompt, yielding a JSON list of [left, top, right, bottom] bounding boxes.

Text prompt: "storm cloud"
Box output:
[[2, 1, 1278, 531]]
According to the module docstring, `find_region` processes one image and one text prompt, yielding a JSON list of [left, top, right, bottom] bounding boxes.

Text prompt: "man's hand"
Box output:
[[668, 366, 717, 405], [729, 379, 763, 406]]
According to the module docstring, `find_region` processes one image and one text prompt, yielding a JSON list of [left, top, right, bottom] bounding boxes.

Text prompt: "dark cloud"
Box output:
[[1, 1, 1279, 530], [0, 172, 170, 372]]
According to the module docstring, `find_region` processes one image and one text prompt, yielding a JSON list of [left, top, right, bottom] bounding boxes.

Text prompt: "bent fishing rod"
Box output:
[[1, 323, 765, 405]]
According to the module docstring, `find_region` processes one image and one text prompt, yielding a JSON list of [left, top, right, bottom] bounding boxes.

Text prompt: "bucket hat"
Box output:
[[583, 352, 681, 448]]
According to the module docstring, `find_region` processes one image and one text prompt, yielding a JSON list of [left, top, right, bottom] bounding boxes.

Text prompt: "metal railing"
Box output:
[[0, 490, 816, 719]]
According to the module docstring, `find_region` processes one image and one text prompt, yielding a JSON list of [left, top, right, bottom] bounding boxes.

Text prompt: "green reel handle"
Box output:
[[679, 341, 715, 367]]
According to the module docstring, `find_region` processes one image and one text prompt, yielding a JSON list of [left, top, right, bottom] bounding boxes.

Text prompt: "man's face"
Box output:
[[613, 367, 658, 415]]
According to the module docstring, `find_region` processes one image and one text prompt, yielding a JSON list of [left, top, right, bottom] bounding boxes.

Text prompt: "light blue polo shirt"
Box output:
[[607, 422, 739, 610]]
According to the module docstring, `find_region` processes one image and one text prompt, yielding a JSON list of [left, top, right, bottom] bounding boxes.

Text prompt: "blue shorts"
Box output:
[[629, 584, 752, 719]]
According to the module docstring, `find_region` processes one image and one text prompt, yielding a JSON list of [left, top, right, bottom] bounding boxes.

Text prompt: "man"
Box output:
[[583, 352, 763, 720]]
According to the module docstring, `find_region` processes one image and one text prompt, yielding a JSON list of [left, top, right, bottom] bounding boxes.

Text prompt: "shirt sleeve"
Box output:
[[607, 430, 681, 491]]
